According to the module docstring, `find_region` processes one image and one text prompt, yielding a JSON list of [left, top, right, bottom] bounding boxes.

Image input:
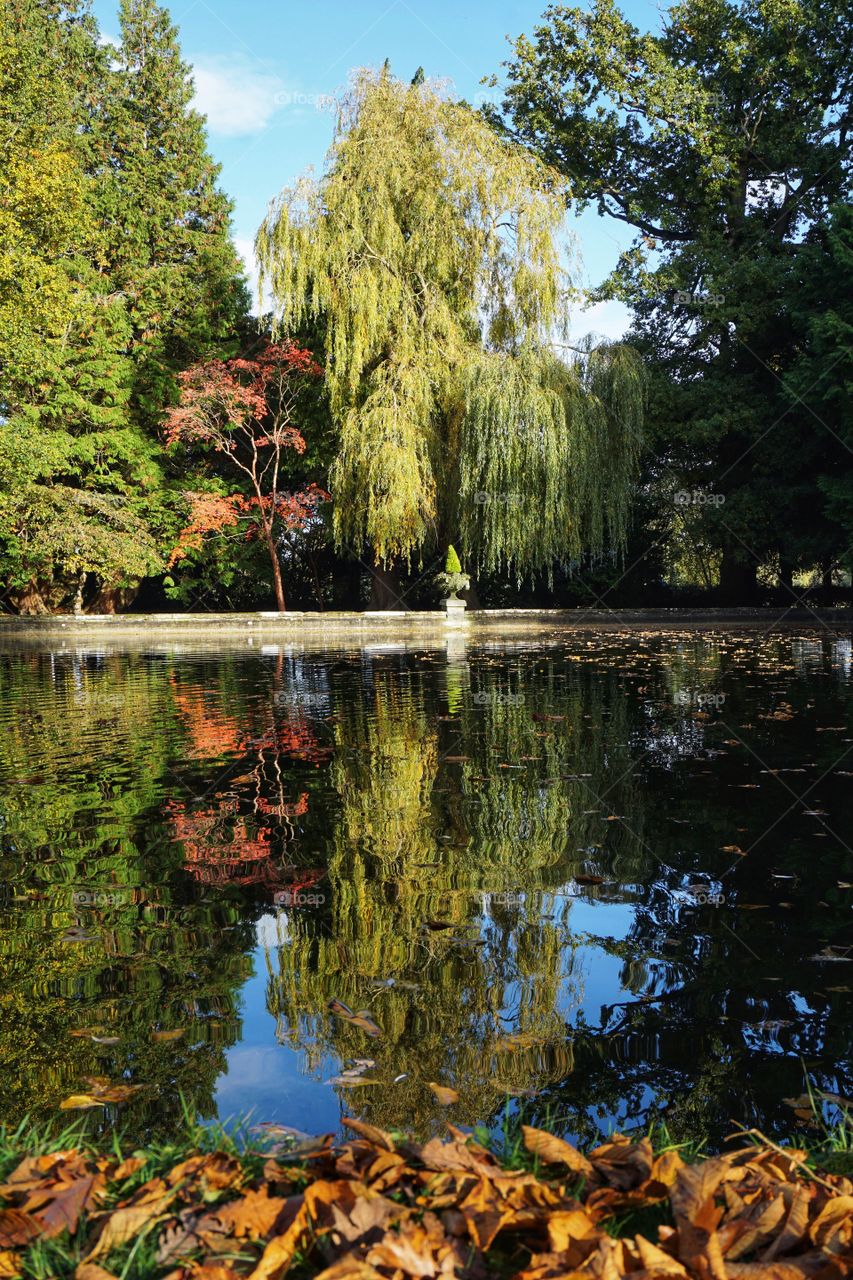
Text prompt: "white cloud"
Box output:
[[191, 55, 285, 137], [234, 237, 273, 315]]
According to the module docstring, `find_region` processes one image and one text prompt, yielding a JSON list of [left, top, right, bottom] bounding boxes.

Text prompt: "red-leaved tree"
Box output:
[[164, 341, 326, 611]]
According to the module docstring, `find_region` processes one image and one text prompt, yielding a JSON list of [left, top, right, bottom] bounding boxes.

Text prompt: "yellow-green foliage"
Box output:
[[257, 67, 644, 574]]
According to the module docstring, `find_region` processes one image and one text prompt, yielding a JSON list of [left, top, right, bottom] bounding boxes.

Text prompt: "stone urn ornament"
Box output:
[[437, 545, 470, 621]]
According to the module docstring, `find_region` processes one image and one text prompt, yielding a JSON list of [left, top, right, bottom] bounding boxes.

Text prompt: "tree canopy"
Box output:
[[495, 0, 853, 594], [257, 68, 645, 580]]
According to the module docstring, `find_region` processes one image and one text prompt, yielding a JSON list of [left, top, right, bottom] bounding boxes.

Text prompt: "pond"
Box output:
[[0, 627, 851, 1148]]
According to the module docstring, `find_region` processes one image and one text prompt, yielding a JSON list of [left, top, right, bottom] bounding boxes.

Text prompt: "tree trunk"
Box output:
[[778, 556, 794, 594], [264, 527, 286, 611], [72, 571, 86, 615], [369, 559, 406, 610], [9, 580, 54, 614], [718, 548, 758, 603]]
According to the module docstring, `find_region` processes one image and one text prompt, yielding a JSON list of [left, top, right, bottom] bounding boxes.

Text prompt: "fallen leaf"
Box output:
[[522, 1127, 594, 1179], [0, 1210, 42, 1248], [75, 1265, 120, 1280], [85, 1191, 176, 1260], [428, 1083, 460, 1105]]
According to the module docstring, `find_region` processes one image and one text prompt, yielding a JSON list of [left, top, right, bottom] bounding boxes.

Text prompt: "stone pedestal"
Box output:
[[443, 597, 469, 626]]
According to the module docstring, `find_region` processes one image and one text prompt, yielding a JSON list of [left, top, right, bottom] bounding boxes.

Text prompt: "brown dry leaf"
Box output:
[[0, 1211, 42, 1248], [670, 1158, 731, 1280], [151, 1029, 186, 1043], [341, 1116, 395, 1151], [725, 1264, 828, 1278], [36, 1173, 103, 1238], [808, 1194, 853, 1252], [545, 1207, 599, 1262], [761, 1184, 811, 1261], [589, 1134, 653, 1190], [187, 1266, 242, 1279], [347, 1012, 383, 1038], [75, 1265, 120, 1280], [213, 1186, 287, 1239], [329, 1188, 400, 1245], [0, 1253, 21, 1279], [458, 1177, 514, 1250], [367, 1216, 458, 1277], [313, 1260, 385, 1280], [634, 1234, 689, 1275], [522, 1126, 594, 1179], [416, 1136, 502, 1178], [112, 1156, 147, 1182], [249, 1180, 356, 1280], [85, 1190, 176, 1261], [427, 1083, 459, 1105], [167, 1152, 243, 1194]]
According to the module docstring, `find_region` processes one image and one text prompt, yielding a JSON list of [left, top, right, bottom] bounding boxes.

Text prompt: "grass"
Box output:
[[1, 1104, 851, 1279]]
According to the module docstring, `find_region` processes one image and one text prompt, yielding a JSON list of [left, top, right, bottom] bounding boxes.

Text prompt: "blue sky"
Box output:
[[93, 0, 661, 337]]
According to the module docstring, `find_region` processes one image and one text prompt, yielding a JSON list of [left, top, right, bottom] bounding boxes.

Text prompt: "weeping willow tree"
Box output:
[[256, 68, 645, 579]]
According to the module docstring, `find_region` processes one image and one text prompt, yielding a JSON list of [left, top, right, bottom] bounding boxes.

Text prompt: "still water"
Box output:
[[0, 628, 851, 1146]]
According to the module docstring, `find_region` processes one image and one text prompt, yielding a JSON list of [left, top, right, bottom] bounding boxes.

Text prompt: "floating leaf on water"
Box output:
[[428, 1082, 459, 1105], [328, 997, 354, 1018], [325, 1076, 380, 1087], [151, 1029, 186, 1043], [575, 874, 604, 886], [347, 1011, 383, 1037], [59, 1095, 106, 1111], [91, 1036, 121, 1046]]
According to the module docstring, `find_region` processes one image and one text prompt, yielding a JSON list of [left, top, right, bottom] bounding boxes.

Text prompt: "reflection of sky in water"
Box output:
[[0, 630, 851, 1146]]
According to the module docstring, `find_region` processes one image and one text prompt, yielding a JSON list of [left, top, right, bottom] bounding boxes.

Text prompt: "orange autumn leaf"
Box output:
[[522, 1126, 594, 1179]]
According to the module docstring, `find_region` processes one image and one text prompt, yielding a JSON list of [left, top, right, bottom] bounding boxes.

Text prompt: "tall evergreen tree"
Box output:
[[0, 0, 250, 612], [0, 0, 161, 612], [107, 0, 250, 424]]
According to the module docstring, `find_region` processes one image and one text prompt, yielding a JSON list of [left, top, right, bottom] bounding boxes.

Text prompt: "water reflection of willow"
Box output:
[[264, 663, 646, 1131]]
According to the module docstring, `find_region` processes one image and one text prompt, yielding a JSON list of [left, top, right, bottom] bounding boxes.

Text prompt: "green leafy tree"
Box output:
[[789, 203, 853, 582], [257, 68, 645, 587], [107, 0, 251, 423], [496, 0, 853, 597], [0, 0, 162, 611]]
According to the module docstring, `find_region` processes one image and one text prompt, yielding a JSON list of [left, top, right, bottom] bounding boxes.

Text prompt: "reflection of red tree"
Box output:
[[170, 678, 331, 764], [166, 676, 332, 887], [167, 798, 314, 886]]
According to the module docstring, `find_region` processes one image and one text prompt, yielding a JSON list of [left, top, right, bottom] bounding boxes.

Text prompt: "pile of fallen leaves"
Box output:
[[0, 1120, 851, 1279]]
